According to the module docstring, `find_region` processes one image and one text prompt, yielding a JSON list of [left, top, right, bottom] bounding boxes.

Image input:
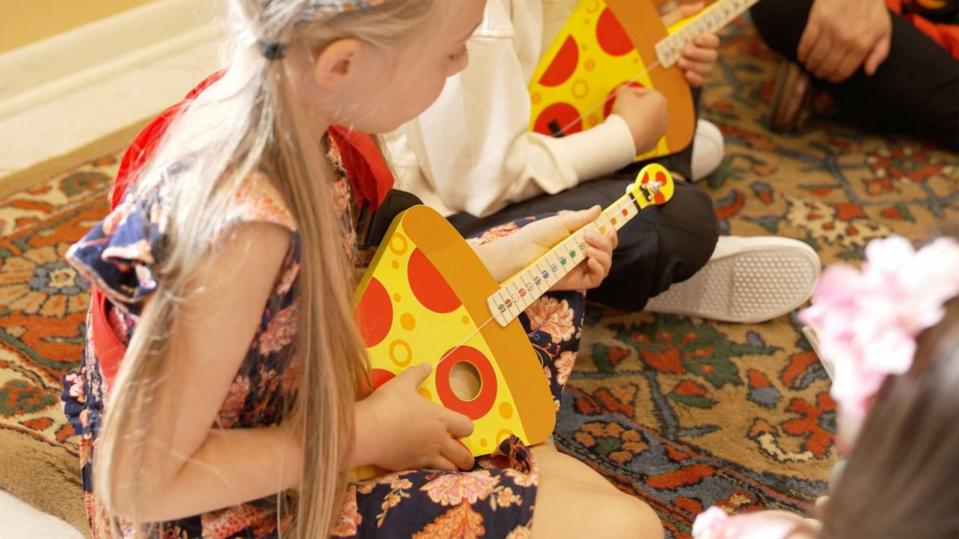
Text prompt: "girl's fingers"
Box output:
[[864, 35, 891, 75], [681, 61, 713, 78], [682, 44, 718, 64], [442, 437, 475, 471], [685, 71, 704, 87], [397, 363, 432, 388], [693, 33, 720, 49], [586, 248, 612, 276], [805, 33, 833, 76], [827, 48, 861, 83], [798, 19, 822, 64], [554, 206, 602, 234], [442, 409, 475, 439], [584, 230, 611, 250], [586, 259, 606, 287]]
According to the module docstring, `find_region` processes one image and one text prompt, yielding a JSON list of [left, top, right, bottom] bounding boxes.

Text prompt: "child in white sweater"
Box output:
[[388, 0, 820, 322]]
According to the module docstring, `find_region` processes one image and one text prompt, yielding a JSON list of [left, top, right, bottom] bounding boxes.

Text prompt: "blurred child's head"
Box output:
[[801, 231, 959, 538]]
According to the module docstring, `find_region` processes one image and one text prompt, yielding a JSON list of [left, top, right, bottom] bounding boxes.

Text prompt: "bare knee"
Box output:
[[594, 492, 664, 539]]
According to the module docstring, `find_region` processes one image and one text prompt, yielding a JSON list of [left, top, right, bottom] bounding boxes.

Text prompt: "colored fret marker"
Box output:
[[560, 257, 567, 265], [621, 208, 628, 216]]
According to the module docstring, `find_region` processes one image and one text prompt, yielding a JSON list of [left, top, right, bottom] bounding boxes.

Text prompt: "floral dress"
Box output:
[[62, 144, 586, 538]]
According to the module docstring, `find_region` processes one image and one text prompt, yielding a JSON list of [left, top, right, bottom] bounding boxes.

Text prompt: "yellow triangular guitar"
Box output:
[[529, 0, 759, 161], [352, 165, 675, 479]]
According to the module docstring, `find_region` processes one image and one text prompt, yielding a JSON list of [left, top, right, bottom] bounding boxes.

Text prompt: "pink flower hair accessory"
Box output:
[[799, 235, 959, 419], [693, 506, 818, 539]]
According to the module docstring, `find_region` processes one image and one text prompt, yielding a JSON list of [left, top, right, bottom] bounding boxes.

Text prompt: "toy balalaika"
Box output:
[[352, 165, 675, 466], [529, 0, 759, 161]]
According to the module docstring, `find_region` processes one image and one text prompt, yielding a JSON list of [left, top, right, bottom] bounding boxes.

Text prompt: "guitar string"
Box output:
[[436, 315, 496, 367]]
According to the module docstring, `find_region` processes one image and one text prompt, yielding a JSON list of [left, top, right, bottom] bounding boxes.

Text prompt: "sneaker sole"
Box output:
[[646, 243, 821, 324]]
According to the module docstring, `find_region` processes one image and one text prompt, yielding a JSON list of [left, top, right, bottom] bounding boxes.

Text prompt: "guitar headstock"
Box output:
[[627, 163, 675, 209]]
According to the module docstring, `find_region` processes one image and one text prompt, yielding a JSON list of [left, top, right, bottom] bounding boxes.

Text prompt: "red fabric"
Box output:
[[89, 289, 126, 387], [327, 125, 395, 210], [887, 0, 959, 60], [96, 73, 395, 386], [112, 72, 225, 208]]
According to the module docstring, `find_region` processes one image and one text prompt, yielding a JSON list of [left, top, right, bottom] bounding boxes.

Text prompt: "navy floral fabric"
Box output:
[[62, 146, 587, 538]]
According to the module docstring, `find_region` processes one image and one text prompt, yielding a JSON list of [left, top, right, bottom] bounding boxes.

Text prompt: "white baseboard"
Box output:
[[0, 0, 222, 118], [0, 0, 223, 176]]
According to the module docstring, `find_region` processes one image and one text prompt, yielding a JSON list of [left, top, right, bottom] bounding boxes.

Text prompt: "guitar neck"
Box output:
[[655, 0, 759, 68], [486, 192, 643, 327]]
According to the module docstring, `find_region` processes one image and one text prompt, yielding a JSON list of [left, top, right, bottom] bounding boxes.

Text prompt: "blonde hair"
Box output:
[[93, 1, 433, 537]]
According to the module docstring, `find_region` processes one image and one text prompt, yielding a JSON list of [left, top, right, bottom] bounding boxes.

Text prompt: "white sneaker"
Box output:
[[645, 236, 821, 323], [691, 119, 724, 181]]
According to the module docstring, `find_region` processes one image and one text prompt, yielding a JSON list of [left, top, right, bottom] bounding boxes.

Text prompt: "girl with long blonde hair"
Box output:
[[62, 0, 665, 536]]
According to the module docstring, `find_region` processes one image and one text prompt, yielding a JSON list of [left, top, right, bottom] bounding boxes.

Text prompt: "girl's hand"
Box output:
[[661, 2, 720, 87], [510, 206, 618, 292], [610, 86, 668, 154], [354, 364, 475, 472], [679, 34, 719, 87]]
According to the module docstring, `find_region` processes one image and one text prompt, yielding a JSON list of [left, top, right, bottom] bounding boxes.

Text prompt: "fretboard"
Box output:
[[486, 193, 643, 327], [655, 0, 759, 68]]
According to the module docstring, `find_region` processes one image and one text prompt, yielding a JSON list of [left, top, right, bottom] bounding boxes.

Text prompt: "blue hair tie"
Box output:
[[258, 40, 289, 60]]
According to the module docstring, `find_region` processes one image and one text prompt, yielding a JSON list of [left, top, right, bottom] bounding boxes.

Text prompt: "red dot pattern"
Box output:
[[435, 346, 498, 420], [533, 102, 583, 136], [408, 248, 462, 314], [655, 171, 668, 204], [539, 36, 579, 87], [596, 8, 635, 56], [371, 368, 396, 390], [354, 277, 392, 347]]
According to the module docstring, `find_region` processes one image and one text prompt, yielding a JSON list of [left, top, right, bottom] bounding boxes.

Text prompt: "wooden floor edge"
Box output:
[[0, 118, 150, 201]]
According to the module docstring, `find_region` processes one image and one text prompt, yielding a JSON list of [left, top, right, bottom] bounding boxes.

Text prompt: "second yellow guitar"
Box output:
[[529, 0, 759, 161]]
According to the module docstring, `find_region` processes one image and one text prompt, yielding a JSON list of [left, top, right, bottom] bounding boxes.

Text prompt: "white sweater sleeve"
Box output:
[[403, 0, 636, 218]]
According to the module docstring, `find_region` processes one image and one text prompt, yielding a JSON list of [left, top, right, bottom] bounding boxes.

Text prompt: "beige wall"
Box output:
[[1, 0, 156, 53]]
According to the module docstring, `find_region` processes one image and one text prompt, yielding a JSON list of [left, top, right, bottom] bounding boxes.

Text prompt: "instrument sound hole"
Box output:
[[450, 361, 482, 402]]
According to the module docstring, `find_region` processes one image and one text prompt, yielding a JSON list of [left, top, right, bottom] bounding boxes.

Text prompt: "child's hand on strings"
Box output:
[[611, 85, 668, 154], [661, 2, 720, 87], [511, 206, 618, 292], [354, 364, 475, 472], [679, 34, 719, 87]]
